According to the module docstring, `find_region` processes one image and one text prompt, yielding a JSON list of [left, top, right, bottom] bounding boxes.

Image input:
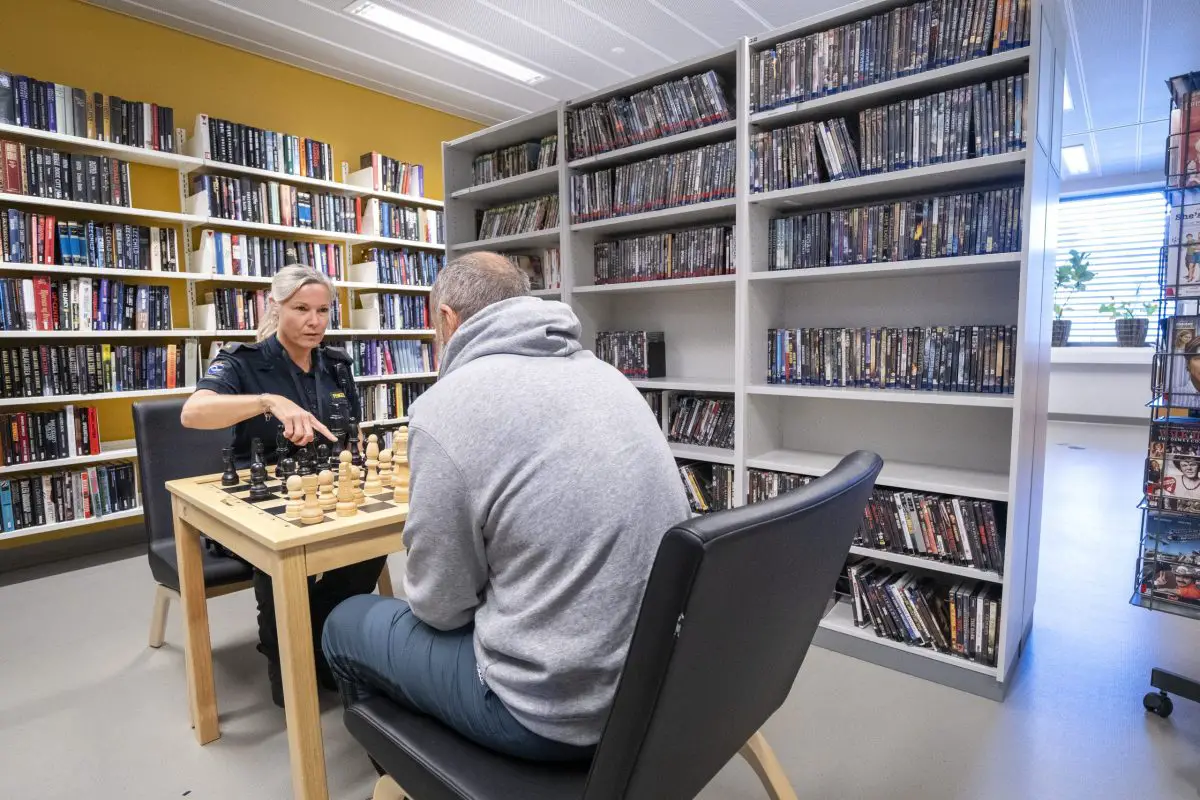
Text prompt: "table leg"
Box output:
[[273, 550, 329, 800], [173, 503, 219, 744]]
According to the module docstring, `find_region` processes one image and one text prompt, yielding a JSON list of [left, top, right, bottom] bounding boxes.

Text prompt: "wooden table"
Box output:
[[166, 470, 408, 800]]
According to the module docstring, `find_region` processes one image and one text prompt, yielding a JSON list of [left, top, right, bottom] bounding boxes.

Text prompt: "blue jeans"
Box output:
[[321, 595, 595, 763]]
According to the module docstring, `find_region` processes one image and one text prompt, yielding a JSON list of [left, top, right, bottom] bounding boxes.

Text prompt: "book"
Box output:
[[373, 201, 443, 244], [362, 248, 444, 287], [595, 331, 665, 378], [0, 343, 184, 398], [198, 231, 342, 279], [359, 379, 433, 422], [0, 462, 139, 532], [594, 224, 734, 284], [668, 394, 735, 450], [471, 136, 557, 185], [1162, 316, 1200, 409], [348, 339, 435, 377], [678, 460, 734, 514], [197, 114, 334, 180], [1165, 198, 1200, 297], [0, 141, 132, 207], [1168, 87, 1200, 189], [1146, 416, 1200, 514], [0, 278, 172, 332], [359, 152, 426, 196], [476, 195, 558, 240]]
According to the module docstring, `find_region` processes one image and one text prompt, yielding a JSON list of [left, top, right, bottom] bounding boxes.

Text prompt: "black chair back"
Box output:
[[582, 450, 882, 800], [133, 398, 230, 586]]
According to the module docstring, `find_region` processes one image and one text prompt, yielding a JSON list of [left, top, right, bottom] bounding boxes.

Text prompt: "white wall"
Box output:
[[1048, 347, 1152, 423]]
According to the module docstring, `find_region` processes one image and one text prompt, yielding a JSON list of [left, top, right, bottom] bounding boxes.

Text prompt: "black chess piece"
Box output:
[[296, 445, 313, 477], [274, 431, 289, 479], [348, 421, 363, 468], [317, 443, 331, 472], [279, 453, 297, 481], [329, 402, 347, 455], [221, 446, 239, 487], [249, 439, 270, 501]]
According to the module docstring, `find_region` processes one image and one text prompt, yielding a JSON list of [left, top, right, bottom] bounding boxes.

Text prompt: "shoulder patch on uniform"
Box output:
[[205, 361, 230, 377]]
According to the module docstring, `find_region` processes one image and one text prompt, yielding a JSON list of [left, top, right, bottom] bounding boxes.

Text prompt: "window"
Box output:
[[1055, 190, 1167, 344]]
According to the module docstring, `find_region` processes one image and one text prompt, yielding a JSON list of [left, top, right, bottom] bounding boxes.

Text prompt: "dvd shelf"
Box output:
[[442, 0, 1063, 699]]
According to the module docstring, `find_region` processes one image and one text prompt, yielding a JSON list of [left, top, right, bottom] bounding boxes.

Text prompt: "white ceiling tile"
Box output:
[[1092, 126, 1143, 175], [1138, 118, 1170, 173], [650, 0, 768, 43], [564, 0, 720, 60], [741, 0, 862, 29], [1067, 0, 1145, 131], [1140, 0, 1200, 121]]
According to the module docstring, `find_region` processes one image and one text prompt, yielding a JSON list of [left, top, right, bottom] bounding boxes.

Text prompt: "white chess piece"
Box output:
[[285, 474, 304, 520], [364, 434, 382, 495], [318, 469, 336, 513], [300, 473, 322, 525], [336, 454, 357, 517], [378, 448, 393, 489]]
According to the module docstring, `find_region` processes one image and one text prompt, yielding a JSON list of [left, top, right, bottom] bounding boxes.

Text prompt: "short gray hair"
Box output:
[[431, 251, 530, 323]]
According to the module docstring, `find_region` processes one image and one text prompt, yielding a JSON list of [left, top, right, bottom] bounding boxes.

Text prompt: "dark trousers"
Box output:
[[322, 595, 595, 762], [253, 556, 387, 670]]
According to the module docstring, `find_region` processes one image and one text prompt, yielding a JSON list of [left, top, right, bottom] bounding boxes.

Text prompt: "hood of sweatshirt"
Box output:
[[438, 296, 583, 378]]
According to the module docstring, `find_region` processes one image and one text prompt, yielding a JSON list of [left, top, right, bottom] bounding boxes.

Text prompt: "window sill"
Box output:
[[1051, 346, 1155, 365]]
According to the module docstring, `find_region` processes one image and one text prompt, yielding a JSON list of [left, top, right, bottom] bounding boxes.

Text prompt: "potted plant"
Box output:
[[1053, 249, 1095, 346], [1099, 296, 1158, 347]]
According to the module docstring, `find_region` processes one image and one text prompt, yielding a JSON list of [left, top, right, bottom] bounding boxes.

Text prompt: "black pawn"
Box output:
[[296, 445, 313, 477], [221, 446, 239, 487], [317, 443, 331, 472], [274, 432, 289, 479], [248, 439, 270, 501], [279, 454, 297, 481]]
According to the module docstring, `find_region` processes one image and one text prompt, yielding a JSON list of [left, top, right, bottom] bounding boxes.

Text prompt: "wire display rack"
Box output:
[[1134, 71, 1200, 719]]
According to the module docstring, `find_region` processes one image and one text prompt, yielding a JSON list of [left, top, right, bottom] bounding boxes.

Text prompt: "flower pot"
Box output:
[[1052, 319, 1072, 347], [1115, 318, 1149, 347]]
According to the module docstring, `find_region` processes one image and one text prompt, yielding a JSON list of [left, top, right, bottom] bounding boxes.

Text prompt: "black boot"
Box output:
[[254, 570, 286, 708], [258, 642, 286, 708]]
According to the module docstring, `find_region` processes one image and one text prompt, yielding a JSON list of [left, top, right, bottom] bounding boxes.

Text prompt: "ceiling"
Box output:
[[88, 0, 1200, 185]]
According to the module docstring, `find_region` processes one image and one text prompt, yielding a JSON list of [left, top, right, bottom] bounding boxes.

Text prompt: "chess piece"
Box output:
[[296, 445, 313, 477], [336, 452, 357, 517], [317, 443, 331, 472], [274, 432, 289, 479], [393, 426, 410, 503], [363, 434, 382, 495], [279, 453, 297, 482], [348, 421, 363, 468], [352, 464, 367, 506], [248, 439, 271, 501], [300, 473, 322, 525], [221, 447, 239, 487], [318, 469, 336, 513], [284, 474, 304, 520], [378, 448, 393, 489]]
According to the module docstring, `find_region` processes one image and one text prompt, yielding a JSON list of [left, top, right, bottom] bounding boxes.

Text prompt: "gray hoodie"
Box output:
[[402, 296, 691, 746]]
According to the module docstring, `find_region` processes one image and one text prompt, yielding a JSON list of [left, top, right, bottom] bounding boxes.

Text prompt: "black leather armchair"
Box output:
[[346, 450, 883, 800], [133, 397, 255, 648]]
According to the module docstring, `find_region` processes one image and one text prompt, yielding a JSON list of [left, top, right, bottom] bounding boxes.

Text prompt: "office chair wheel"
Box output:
[[1144, 691, 1174, 718]]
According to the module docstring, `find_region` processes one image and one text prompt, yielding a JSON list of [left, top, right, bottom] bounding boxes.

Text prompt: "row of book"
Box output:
[[569, 140, 736, 223], [0, 72, 176, 152], [858, 487, 1006, 573], [679, 461, 735, 515], [595, 330, 665, 379], [509, 249, 562, 291], [357, 293, 429, 331], [1, 405, 103, 466], [0, 343, 187, 399], [472, 136, 558, 186], [751, 0, 1031, 112], [1, 140, 132, 207], [566, 70, 734, 160], [359, 152, 427, 197], [191, 174, 361, 234], [767, 185, 1023, 270], [477, 195, 559, 240], [0, 463, 139, 534], [767, 325, 1017, 394], [359, 380, 432, 423], [348, 339, 435, 377], [365, 248, 443, 287], [746, 468, 812, 503], [197, 230, 343, 280], [201, 288, 265, 333], [857, 77, 1028, 175], [196, 114, 334, 180], [0, 278, 172, 333], [668, 394, 734, 450], [375, 202, 444, 244], [594, 224, 734, 284], [845, 560, 1001, 666], [639, 388, 663, 423], [750, 119, 855, 191], [3, 211, 180, 272]]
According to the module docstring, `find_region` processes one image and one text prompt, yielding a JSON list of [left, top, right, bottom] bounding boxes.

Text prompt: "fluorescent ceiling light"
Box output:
[[1062, 144, 1090, 175], [346, 1, 546, 85], [1063, 83, 1073, 111]]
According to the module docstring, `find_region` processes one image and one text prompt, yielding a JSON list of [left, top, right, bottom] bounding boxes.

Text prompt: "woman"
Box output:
[[181, 263, 385, 707]]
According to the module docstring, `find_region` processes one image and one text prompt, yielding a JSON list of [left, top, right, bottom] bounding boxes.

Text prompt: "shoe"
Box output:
[[266, 657, 285, 709]]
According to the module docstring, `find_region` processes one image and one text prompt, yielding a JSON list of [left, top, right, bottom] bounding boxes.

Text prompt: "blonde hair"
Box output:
[[256, 264, 337, 342]]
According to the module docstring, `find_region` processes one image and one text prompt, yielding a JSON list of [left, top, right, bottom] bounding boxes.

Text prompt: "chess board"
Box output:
[[216, 472, 407, 528]]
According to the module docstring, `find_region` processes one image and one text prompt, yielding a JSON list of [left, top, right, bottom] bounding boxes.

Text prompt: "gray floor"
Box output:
[[2, 421, 1200, 799]]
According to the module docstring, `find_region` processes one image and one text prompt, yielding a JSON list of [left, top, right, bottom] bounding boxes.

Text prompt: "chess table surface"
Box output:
[[166, 467, 409, 552]]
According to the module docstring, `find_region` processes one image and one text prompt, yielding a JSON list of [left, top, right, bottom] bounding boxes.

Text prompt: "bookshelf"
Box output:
[[443, 0, 1066, 700], [0, 94, 444, 544]]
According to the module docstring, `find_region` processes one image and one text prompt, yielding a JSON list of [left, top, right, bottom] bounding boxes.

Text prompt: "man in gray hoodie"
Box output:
[[322, 252, 691, 762]]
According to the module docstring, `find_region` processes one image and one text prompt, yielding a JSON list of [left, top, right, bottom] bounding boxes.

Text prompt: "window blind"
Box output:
[[1055, 190, 1168, 344]]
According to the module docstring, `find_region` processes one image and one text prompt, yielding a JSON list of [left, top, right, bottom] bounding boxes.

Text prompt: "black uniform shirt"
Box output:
[[195, 334, 360, 468]]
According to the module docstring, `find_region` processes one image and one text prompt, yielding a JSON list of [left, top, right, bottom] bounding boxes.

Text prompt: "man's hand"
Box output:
[[262, 394, 336, 446]]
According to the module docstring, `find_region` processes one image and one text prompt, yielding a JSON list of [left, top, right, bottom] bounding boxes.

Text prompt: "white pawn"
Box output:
[[363, 434, 382, 495], [318, 469, 336, 513], [284, 474, 304, 519], [300, 473, 322, 525], [393, 427, 410, 504], [378, 448, 393, 489], [352, 464, 367, 506]]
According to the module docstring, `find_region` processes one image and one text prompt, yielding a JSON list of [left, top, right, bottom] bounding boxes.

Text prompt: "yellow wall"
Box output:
[[0, 0, 480, 548]]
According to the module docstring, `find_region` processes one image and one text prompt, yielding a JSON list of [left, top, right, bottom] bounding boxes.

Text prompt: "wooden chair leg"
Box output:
[[377, 561, 395, 598], [148, 584, 175, 649], [372, 774, 408, 800], [740, 730, 798, 800]]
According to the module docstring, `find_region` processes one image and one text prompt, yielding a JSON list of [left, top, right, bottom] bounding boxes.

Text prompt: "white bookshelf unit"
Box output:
[[443, 0, 1067, 700]]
